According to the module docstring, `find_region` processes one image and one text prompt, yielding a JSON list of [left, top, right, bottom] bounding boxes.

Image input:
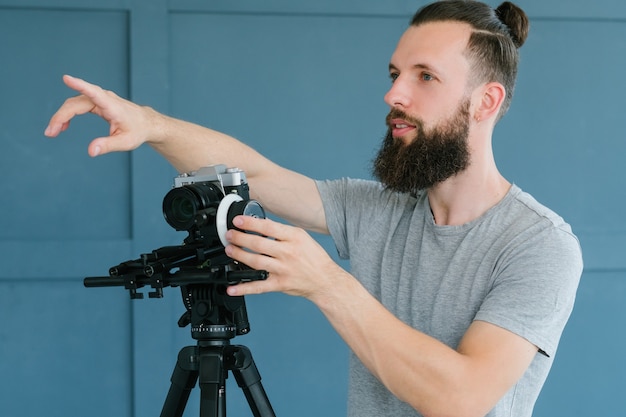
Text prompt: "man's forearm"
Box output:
[[148, 111, 328, 232], [312, 270, 536, 417], [147, 109, 266, 175]]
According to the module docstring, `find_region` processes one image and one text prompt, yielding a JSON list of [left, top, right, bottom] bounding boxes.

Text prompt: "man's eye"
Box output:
[[389, 73, 399, 83], [422, 73, 434, 81]]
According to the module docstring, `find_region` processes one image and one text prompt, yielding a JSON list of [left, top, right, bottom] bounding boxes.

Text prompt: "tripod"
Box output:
[[162, 336, 275, 417], [161, 322, 276, 417], [160, 277, 276, 417], [84, 240, 276, 417]]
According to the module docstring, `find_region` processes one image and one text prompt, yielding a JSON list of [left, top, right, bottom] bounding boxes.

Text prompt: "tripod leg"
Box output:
[[228, 345, 276, 417], [161, 346, 199, 417], [198, 346, 227, 417]]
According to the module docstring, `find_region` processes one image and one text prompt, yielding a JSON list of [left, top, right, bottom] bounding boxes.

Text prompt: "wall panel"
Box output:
[[168, 12, 404, 181], [0, 282, 132, 417], [0, 6, 135, 417], [0, 7, 132, 275]]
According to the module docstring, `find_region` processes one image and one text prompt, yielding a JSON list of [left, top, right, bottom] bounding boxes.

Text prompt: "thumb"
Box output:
[[88, 132, 140, 157]]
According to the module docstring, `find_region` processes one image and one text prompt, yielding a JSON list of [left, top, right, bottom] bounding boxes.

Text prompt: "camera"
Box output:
[[85, 164, 268, 300], [162, 164, 265, 246]]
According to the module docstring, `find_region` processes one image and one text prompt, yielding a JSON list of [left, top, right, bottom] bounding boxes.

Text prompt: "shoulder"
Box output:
[[316, 177, 382, 196], [492, 185, 583, 275], [316, 177, 420, 206], [503, 185, 578, 240]]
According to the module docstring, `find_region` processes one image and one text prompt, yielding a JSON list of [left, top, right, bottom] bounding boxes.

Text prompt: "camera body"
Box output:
[[163, 164, 265, 246], [172, 164, 249, 196]]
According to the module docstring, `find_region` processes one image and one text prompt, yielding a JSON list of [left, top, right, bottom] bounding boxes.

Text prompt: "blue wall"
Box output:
[[0, 0, 624, 416]]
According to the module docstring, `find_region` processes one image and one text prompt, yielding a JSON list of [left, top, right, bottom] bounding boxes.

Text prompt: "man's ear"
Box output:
[[473, 82, 506, 122]]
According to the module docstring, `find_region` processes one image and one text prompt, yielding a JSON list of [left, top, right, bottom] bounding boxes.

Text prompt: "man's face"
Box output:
[[372, 97, 471, 193], [373, 22, 475, 193]]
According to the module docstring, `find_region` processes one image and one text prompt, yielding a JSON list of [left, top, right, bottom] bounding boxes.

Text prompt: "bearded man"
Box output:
[[46, 1, 582, 416]]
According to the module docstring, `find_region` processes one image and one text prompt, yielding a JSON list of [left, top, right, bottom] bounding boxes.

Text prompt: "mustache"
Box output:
[[385, 108, 423, 129]]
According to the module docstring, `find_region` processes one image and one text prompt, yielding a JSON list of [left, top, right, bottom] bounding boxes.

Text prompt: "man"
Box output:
[[45, 1, 582, 416]]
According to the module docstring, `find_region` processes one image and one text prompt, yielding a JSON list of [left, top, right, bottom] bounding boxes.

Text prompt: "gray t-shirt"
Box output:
[[316, 178, 582, 417]]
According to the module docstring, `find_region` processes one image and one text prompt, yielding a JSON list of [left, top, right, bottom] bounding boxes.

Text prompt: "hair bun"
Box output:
[[495, 1, 529, 48]]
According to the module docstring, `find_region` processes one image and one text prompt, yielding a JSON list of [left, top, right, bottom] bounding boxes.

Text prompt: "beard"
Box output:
[[372, 98, 471, 194]]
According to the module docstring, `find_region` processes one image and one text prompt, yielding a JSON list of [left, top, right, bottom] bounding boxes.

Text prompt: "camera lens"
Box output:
[[162, 183, 223, 231], [169, 195, 195, 224], [227, 200, 265, 227]]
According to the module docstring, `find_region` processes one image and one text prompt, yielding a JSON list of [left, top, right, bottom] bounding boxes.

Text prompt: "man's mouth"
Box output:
[[390, 118, 416, 137]]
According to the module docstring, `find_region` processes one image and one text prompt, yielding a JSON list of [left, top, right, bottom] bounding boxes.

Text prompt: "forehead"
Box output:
[[390, 21, 473, 75]]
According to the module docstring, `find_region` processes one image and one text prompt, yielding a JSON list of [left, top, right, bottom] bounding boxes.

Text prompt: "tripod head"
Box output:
[[84, 241, 268, 339]]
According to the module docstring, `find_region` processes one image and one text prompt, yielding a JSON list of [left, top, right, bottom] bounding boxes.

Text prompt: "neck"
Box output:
[[427, 134, 510, 226]]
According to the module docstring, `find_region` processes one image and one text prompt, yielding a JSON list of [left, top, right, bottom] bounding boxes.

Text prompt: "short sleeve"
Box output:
[[474, 224, 583, 357]]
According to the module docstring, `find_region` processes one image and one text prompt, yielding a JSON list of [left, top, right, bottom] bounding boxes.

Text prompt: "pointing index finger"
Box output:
[[45, 75, 102, 137]]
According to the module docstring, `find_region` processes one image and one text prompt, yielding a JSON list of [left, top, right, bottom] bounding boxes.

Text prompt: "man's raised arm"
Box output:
[[45, 75, 327, 233]]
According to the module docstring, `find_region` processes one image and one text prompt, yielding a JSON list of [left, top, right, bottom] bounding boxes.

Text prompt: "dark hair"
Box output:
[[411, 1, 529, 120]]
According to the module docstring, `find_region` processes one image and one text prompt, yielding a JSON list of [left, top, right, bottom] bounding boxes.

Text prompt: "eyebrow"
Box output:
[[388, 62, 440, 74]]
